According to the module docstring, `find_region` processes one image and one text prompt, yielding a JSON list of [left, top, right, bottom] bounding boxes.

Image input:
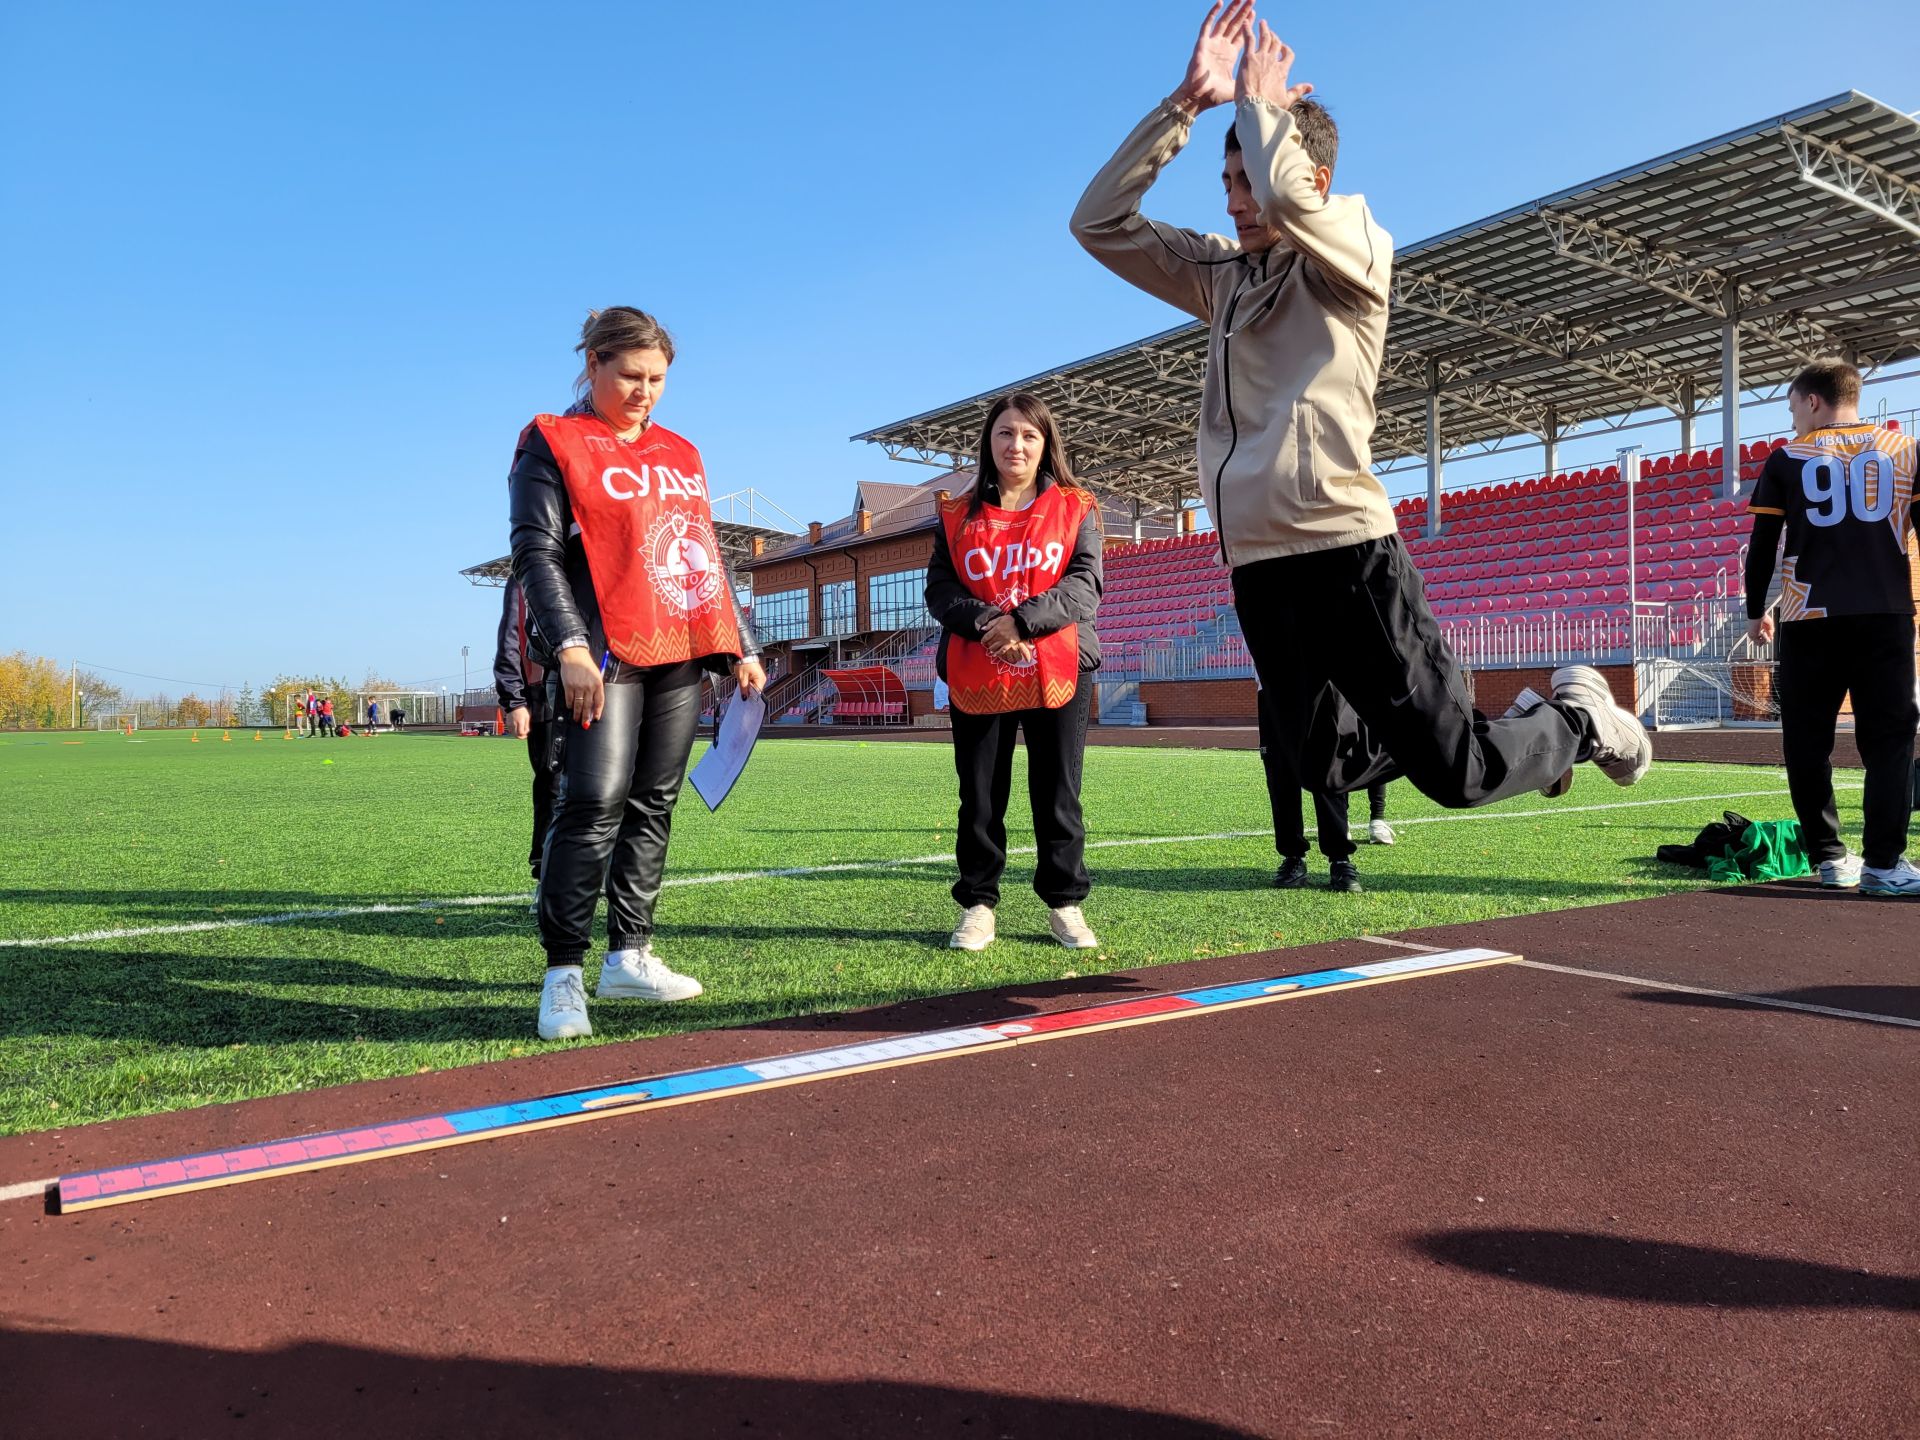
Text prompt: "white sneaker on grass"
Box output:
[[1368, 819, 1396, 846], [1860, 858, 1920, 898], [1550, 665, 1652, 787], [597, 947, 703, 1002], [949, 905, 996, 951], [1818, 855, 1862, 889], [1048, 905, 1099, 950], [537, 967, 592, 1041]]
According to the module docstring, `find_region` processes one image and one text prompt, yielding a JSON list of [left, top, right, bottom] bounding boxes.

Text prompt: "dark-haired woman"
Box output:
[[925, 393, 1104, 952], [510, 306, 763, 1041]]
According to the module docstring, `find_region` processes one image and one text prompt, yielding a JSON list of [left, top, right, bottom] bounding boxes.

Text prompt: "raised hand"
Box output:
[[1236, 19, 1314, 110], [1175, 0, 1255, 113]]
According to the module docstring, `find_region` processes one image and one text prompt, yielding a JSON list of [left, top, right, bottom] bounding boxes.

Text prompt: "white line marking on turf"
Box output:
[[1, 784, 1858, 950], [0, 1178, 53, 1205], [1518, 960, 1920, 1030], [1359, 936, 1446, 952]]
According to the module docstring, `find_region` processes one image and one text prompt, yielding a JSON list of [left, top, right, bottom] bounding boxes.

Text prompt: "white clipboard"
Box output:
[[689, 690, 765, 812]]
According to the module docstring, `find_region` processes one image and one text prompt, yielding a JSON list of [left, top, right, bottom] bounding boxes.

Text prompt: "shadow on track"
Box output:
[[1, 1326, 1260, 1439], [1411, 1228, 1920, 1311]]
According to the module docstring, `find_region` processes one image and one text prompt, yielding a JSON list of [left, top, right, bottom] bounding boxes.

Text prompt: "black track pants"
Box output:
[[949, 673, 1093, 909], [1258, 692, 1386, 860], [1776, 615, 1917, 869], [1233, 537, 1591, 807], [526, 718, 556, 876]]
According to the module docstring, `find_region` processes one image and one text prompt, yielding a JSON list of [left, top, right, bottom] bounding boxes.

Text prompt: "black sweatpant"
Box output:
[[538, 660, 703, 968], [526, 718, 556, 877], [1258, 694, 1386, 860], [1776, 614, 1917, 869], [1233, 536, 1592, 807], [949, 673, 1092, 909]]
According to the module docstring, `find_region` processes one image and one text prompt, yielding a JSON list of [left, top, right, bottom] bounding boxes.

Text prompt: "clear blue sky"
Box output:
[[3, 0, 1915, 696]]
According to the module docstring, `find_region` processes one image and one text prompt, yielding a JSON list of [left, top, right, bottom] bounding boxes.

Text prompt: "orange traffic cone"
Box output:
[[190, 731, 200, 743], [222, 730, 231, 742], [495, 708, 505, 736]]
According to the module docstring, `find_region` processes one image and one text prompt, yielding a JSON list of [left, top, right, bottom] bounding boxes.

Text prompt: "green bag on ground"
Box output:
[[1705, 818, 1811, 883]]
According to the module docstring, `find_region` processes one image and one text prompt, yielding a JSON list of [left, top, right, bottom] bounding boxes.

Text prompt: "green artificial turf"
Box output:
[[0, 726, 1845, 1134]]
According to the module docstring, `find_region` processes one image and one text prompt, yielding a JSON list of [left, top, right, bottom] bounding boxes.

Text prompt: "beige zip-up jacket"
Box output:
[[1071, 96, 1398, 568]]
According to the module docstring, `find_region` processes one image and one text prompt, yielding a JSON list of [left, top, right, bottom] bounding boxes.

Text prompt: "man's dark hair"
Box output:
[[1789, 357, 1862, 410], [1224, 98, 1338, 175]]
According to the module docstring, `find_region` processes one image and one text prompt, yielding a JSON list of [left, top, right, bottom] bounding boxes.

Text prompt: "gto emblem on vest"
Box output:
[[643, 511, 725, 615]]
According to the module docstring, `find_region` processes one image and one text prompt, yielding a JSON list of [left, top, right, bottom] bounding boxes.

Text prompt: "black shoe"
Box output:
[[1327, 859, 1363, 894], [1272, 857, 1309, 889]]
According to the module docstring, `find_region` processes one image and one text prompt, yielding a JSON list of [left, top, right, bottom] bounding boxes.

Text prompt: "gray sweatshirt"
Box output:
[[1071, 95, 1398, 567]]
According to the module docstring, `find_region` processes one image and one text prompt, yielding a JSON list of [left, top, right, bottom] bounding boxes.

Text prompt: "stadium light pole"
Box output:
[[1619, 444, 1644, 701], [461, 645, 469, 701]]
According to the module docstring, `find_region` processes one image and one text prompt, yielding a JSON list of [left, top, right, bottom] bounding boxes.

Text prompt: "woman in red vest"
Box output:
[[509, 307, 763, 1041], [925, 393, 1104, 952]]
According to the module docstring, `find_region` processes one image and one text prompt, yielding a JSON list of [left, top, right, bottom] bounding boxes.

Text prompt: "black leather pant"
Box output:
[[537, 661, 703, 967]]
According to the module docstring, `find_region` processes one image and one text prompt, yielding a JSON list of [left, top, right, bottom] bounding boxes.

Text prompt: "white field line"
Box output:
[[1517, 960, 1920, 1031], [0, 783, 1855, 951], [0, 1178, 53, 1205]]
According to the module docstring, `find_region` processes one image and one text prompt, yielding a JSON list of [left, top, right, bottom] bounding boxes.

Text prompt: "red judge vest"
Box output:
[[530, 413, 742, 668], [940, 485, 1093, 714]]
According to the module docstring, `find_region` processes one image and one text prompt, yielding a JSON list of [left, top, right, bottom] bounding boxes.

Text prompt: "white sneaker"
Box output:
[[949, 905, 996, 951], [597, 947, 703, 1001], [1368, 818, 1396, 846], [1859, 857, 1920, 898], [1048, 905, 1099, 950], [1507, 686, 1572, 797], [1818, 855, 1862, 889], [537, 967, 592, 1040], [1550, 665, 1652, 787]]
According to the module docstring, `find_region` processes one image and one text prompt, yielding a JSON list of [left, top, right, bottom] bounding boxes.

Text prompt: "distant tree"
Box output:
[[176, 693, 213, 727]]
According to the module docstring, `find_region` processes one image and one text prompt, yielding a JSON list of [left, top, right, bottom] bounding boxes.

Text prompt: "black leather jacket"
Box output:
[[507, 422, 758, 676]]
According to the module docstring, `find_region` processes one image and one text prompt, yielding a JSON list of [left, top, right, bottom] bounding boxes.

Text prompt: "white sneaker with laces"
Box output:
[[1368, 819, 1396, 846], [1818, 855, 1862, 889], [949, 904, 996, 951], [1860, 857, 1920, 898], [1048, 905, 1099, 950], [597, 947, 703, 1001], [537, 967, 592, 1041], [1550, 665, 1652, 787]]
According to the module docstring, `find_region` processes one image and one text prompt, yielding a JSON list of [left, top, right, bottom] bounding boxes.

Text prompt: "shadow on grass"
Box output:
[[1411, 1228, 1920, 1311], [1633, 985, 1920, 1024], [0, 1327, 1260, 1438], [1086, 866, 1680, 902], [0, 937, 1164, 1048]]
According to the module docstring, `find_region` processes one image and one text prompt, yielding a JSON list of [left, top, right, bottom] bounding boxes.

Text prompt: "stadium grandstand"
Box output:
[[843, 92, 1920, 731], [458, 94, 1920, 734]]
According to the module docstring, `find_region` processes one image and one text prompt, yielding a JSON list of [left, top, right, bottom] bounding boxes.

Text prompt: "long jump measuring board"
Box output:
[[56, 946, 1517, 1213]]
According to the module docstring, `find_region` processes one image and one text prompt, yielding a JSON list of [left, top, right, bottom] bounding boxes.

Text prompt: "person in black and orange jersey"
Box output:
[[509, 307, 763, 1040], [1746, 358, 1920, 897], [926, 393, 1104, 954]]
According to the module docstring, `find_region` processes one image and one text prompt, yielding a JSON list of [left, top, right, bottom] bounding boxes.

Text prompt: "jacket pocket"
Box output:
[[1294, 404, 1323, 504]]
